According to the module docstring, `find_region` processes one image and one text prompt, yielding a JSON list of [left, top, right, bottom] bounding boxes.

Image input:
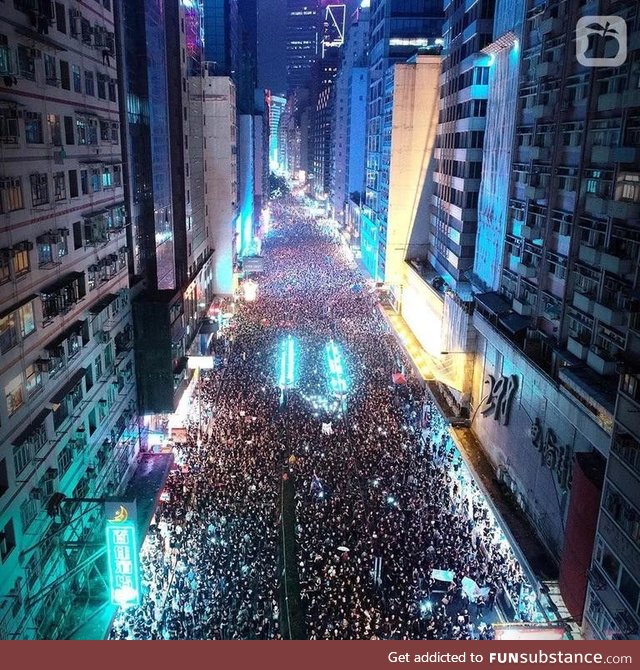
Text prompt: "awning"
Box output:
[[45, 320, 85, 351], [51, 368, 87, 404], [499, 312, 531, 335], [41, 271, 83, 295], [475, 291, 512, 316], [89, 293, 118, 315], [11, 408, 51, 447], [0, 294, 37, 321]]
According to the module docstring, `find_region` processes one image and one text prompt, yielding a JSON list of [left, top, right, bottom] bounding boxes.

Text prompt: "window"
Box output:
[[58, 231, 68, 258], [5, 373, 25, 417], [90, 168, 101, 192], [19, 302, 35, 338], [616, 173, 640, 204], [13, 246, 30, 277], [0, 313, 19, 354], [84, 70, 95, 96], [44, 54, 57, 85], [113, 165, 122, 187], [37, 242, 53, 266], [108, 78, 116, 102], [76, 117, 98, 145], [56, 3, 67, 33], [80, 169, 88, 195], [619, 568, 640, 612], [73, 220, 83, 250], [59, 59, 70, 89], [0, 107, 19, 144], [25, 364, 42, 397], [30, 173, 49, 206], [53, 171, 66, 201], [0, 519, 16, 562], [24, 112, 43, 144], [102, 167, 112, 189], [63, 116, 74, 145], [68, 170, 78, 198], [57, 445, 72, 477], [20, 497, 39, 531], [97, 73, 106, 99], [17, 45, 35, 80], [72, 65, 82, 93], [47, 114, 61, 146], [1, 254, 9, 285], [0, 177, 23, 213], [95, 354, 103, 380]]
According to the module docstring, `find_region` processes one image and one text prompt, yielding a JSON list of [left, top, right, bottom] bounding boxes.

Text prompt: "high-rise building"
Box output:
[[286, 0, 321, 91], [428, 0, 495, 293], [331, 4, 370, 222], [269, 94, 287, 170], [361, 0, 444, 283], [460, 0, 640, 636], [121, 0, 214, 415], [0, 0, 139, 639], [203, 0, 240, 79]]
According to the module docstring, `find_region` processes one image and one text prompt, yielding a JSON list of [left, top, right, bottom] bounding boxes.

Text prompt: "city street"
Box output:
[[109, 198, 544, 640]]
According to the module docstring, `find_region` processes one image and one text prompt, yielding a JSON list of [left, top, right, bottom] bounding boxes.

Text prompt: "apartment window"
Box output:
[[63, 116, 74, 145], [57, 445, 72, 477], [108, 78, 116, 102], [84, 70, 95, 96], [95, 354, 103, 380], [80, 169, 88, 195], [0, 519, 16, 562], [0, 254, 9, 285], [102, 167, 112, 189], [30, 173, 49, 206], [5, 373, 25, 417], [53, 171, 66, 201], [56, 3, 67, 33], [25, 363, 42, 397], [58, 231, 68, 258], [616, 173, 640, 203], [90, 168, 101, 192], [72, 65, 81, 92], [24, 112, 43, 144], [59, 59, 70, 90], [20, 497, 39, 531], [73, 220, 83, 250], [68, 169, 78, 198], [0, 177, 23, 213], [113, 165, 122, 187], [20, 302, 35, 338], [44, 53, 57, 85], [97, 73, 106, 99], [37, 241, 53, 266], [13, 245, 30, 277], [0, 107, 19, 144], [17, 45, 36, 80], [47, 114, 61, 146]]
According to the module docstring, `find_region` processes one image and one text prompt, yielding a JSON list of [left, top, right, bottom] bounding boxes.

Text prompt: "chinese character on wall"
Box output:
[[481, 374, 518, 426]]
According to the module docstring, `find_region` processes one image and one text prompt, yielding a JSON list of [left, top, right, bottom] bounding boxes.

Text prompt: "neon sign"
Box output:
[[105, 502, 141, 609]]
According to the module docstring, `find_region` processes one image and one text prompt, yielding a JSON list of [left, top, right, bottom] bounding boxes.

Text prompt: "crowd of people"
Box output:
[[110, 197, 542, 640]]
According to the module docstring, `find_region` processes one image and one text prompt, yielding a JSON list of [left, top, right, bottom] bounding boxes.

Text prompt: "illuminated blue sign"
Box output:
[[105, 503, 141, 609]]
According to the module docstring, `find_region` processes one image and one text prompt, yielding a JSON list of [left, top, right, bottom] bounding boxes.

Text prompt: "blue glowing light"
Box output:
[[326, 340, 348, 396], [277, 336, 297, 389], [106, 508, 141, 609]]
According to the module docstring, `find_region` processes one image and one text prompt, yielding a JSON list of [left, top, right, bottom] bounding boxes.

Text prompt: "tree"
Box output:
[[269, 172, 291, 200]]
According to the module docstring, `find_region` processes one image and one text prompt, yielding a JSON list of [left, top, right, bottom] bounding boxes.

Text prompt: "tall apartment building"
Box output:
[[0, 0, 138, 639], [331, 3, 369, 222], [361, 0, 443, 283], [429, 0, 494, 293], [460, 0, 640, 634], [269, 94, 287, 170]]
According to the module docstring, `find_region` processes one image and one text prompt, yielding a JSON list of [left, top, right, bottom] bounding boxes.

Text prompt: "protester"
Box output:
[[109, 197, 540, 640]]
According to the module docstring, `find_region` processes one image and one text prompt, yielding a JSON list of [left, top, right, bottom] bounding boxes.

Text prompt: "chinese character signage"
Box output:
[[105, 502, 141, 608], [481, 374, 518, 426], [530, 418, 573, 492]]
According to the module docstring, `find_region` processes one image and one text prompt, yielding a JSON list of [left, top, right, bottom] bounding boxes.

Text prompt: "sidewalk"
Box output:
[[70, 452, 174, 640]]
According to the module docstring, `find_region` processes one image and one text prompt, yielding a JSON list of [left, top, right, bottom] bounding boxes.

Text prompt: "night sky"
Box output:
[[256, 0, 364, 96]]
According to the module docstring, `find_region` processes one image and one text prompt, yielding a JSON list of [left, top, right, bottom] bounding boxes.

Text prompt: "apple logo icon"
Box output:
[[576, 15, 627, 68]]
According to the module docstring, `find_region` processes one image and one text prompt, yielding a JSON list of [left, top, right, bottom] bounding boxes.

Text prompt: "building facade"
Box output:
[[0, 0, 138, 639], [286, 0, 320, 91], [361, 0, 444, 282]]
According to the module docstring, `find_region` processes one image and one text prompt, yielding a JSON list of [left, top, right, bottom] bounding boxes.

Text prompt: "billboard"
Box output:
[[105, 501, 141, 608]]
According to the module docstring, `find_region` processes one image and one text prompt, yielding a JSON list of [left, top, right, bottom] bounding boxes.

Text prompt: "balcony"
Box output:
[[525, 185, 547, 201], [537, 62, 560, 78], [513, 298, 533, 316], [607, 199, 640, 220], [584, 193, 607, 216], [529, 103, 553, 119], [573, 291, 595, 313], [591, 145, 638, 164], [528, 145, 551, 161], [567, 335, 590, 361], [521, 225, 543, 241], [517, 261, 537, 278], [539, 17, 561, 35], [593, 301, 625, 327], [597, 92, 622, 112], [578, 244, 601, 267], [601, 248, 632, 276], [586, 347, 617, 376]]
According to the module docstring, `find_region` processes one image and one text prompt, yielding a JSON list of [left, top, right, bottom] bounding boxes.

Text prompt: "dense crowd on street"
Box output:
[[110, 197, 542, 640]]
